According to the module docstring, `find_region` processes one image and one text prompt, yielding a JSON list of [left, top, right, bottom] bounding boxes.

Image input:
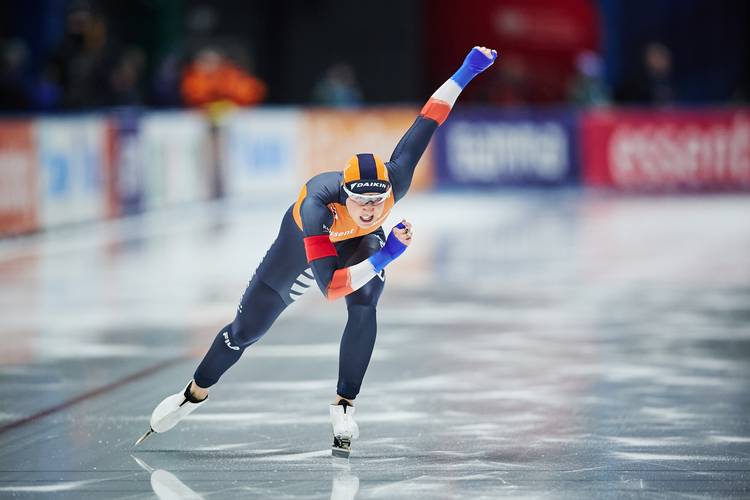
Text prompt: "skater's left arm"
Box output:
[[388, 46, 497, 202], [303, 219, 413, 301]]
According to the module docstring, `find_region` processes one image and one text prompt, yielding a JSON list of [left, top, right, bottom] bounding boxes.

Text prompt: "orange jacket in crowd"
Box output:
[[181, 57, 266, 108]]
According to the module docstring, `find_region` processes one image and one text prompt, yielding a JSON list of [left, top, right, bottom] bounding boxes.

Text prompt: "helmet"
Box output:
[[342, 153, 392, 205]]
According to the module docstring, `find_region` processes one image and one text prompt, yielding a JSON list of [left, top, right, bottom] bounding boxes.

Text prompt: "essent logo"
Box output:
[[329, 228, 355, 238], [608, 115, 750, 188]]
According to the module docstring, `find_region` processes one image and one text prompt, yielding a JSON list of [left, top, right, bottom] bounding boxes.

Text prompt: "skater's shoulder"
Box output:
[[306, 170, 342, 186], [304, 171, 344, 201]]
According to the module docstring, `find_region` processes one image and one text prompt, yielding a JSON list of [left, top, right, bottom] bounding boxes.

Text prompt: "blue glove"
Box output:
[[451, 47, 498, 88], [369, 223, 409, 273]]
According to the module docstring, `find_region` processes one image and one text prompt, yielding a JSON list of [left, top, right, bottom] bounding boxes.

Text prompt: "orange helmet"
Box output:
[[342, 153, 390, 194]]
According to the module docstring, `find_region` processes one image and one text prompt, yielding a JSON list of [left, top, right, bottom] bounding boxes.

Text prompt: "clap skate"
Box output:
[[134, 382, 207, 446], [330, 400, 359, 458]]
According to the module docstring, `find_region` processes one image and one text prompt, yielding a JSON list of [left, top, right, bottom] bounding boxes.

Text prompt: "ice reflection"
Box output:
[[132, 454, 361, 500], [330, 458, 360, 500], [133, 455, 204, 500]]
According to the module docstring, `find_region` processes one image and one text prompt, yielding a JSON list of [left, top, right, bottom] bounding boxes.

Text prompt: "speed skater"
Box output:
[[135, 46, 498, 457]]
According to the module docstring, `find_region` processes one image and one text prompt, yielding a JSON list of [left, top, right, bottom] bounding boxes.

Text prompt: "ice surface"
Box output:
[[1, 190, 749, 499]]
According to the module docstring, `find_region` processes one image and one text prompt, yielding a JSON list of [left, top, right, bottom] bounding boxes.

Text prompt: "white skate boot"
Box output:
[[134, 382, 207, 446], [330, 400, 359, 458]]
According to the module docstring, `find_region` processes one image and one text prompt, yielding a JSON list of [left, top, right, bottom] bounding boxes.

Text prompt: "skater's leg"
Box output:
[[193, 277, 287, 388], [137, 207, 309, 444], [330, 263, 383, 459], [192, 206, 310, 389], [335, 232, 386, 402], [337, 277, 384, 400]]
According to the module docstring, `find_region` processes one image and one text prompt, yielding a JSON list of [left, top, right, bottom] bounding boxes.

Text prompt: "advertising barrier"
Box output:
[[222, 109, 302, 199], [3, 105, 750, 238], [35, 116, 112, 228], [434, 109, 579, 186], [582, 109, 750, 190], [139, 112, 211, 209], [0, 120, 38, 235], [303, 108, 434, 191]]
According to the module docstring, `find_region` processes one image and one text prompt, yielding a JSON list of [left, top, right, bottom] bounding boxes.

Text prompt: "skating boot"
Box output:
[[134, 382, 207, 446], [330, 400, 359, 458]]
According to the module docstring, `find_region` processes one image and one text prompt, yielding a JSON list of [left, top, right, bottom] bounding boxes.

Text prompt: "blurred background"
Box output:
[[1, 0, 749, 234]]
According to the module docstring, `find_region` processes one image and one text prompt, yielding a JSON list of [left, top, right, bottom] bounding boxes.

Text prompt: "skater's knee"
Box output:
[[230, 314, 273, 346], [345, 275, 384, 307], [345, 303, 377, 327]]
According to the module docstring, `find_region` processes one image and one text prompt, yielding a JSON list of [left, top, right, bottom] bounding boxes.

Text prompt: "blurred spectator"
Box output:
[[152, 53, 182, 107], [567, 51, 610, 107], [642, 42, 674, 105], [618, 42, 675, 105], [312, 63, 363, 107], [0, 39, 30, 110], [48, 2, 119, 108], [487, 55, 532, 106], [180, 46, 266, 201], [180, 48, 266, 108], [108, 47, 145, 106], [30, 63, 62, 111]]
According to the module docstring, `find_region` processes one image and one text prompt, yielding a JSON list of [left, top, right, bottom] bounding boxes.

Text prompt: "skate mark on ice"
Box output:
[[0, 356, 184, 435], [253, 449, 331, 461], [0, 473, 136, 493], [708, 435, 750, 443], [182, 410, 427, 425], [192, 443, 284, 452], [607, 436, 691, 447], [613, 451, 743, 462]]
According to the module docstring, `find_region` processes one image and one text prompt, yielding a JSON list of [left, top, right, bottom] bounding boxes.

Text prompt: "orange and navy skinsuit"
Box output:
[[292, 140, 434, 300], [192, 47, 498, 399]]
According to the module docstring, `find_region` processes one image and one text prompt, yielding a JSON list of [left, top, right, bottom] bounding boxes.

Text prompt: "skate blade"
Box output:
[[133, 428, 155, 447], [332, 436, 351, 458]]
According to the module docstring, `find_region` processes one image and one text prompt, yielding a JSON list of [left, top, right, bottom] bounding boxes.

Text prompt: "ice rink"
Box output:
[[1, 190, 749, 499]]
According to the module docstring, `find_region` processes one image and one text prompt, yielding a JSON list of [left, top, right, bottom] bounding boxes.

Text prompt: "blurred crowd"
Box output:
[[0, 0, 746, 112], [490, 42, 677, 108], [0, 2, 267, 112], [0, 1, 371, 113]]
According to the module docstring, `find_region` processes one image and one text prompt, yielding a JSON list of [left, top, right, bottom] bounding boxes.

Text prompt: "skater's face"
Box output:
[[346, 193, 387, 228]]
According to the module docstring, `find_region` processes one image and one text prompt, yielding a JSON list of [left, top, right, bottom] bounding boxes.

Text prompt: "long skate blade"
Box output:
[[133, 428, 154, 447]]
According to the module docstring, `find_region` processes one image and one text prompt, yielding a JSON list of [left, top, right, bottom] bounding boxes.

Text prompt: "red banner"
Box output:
[[426, 0, 598, 104], [0, 121, 38, 235], [582, 109, 750, 190]]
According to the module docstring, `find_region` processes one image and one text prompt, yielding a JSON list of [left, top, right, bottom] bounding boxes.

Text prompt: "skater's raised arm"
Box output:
[[388, 46, 497, 202]]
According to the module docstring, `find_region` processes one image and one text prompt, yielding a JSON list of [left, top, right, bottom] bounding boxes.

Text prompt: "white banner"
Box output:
[[139, 112, 211, 209], [221, 109, 302, 199], [35, 116, 109, 227]]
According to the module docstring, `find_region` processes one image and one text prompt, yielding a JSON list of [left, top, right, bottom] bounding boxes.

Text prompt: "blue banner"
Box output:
[[434, 109, 579, 186], [111, 109, 144, 215]]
